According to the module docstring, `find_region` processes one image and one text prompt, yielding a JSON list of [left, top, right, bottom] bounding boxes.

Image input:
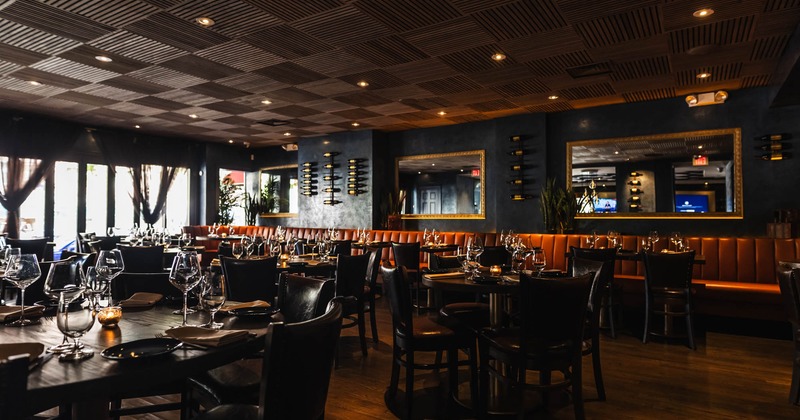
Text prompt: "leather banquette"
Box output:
[[185, 226, 799, 321]]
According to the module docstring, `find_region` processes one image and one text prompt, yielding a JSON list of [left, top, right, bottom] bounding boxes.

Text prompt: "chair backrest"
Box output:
[[570, 257, 605, 330], [119, 245, 165, 273], [430, 254, 461, 270], [331, 240, 352, 257], [221, 256, 278, 304], [643, 251, 695, 290], [277, 273, 335, 323], [334, 253, 370, 300], [569, 247, 617, 312], [112, 272, 177, 301], [0, 354, 29, 420], [257, 299, 343, 420], [391, 242, 420, 271], [479, 246, 510, 266], [365, 249, 381, 293], [519, 272, 593, 354], [94, 236, 121, 251], [6, 238, 49, 261], [293, 239, 308, 256], [380, 265, 413, 337], [18, 259, 66, 305], [778, 267, 800, 324], [60, 251, 96, 268]]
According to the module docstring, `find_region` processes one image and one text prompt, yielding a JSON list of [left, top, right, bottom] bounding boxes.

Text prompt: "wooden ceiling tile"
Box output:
[[674, 63, 742, 86], [187, 120, 236, 130], [439, 44, 516, 74], [338, 69, 408, 90], [154, 89, 218, 106], [300, 98, 356, 113], [740, 59, 781, 77], [265, 87, 325, 104], [499, 27, 586, 62], [474, 0, 566, 41], [292, 5, 393, 47], [185, 82, 249, 100], [244, 0, 341, 22], [196, 41, 286, 72], [328, 121, 371, 130], [43, 0, 160, 28], [621, 87, 677, 103], [0, 0, 115, 42], [215, 116, 256, 126], [30, 97, 96, 114], [441, 87, 504, 104], [227, 126, 266, 135], [492, 79, 550, 97], [525, 50, 594, 77], [446, 113, 492, 124], [670, 45, 751, 72], [30, 57, 119, 83], [82, 107, 142, 121], [270, 105, 321, 118], [8, 67, 89, 89], [294, 49, 378, 78], [569, 95, 626, 109], [332, 91, 393, 107], [216, 73, 288, 94], [754, 7, 800, 37], [574, 5, 662, 49], [451, 0, 516, 14], [740, 74, 771, 88], [241, 25, 334, 60], [238, 110, 287, 121], [663, 0, 763, 32], [58, 45, 150, 74], [331, 108, 382, 120], [469, 64, 537, 86], [418, 75, 482, 95], [384, 58, 459, 84], [203, 101, 258, 115], [168, 0, 280, 38], [467, 99, 518, 112], [399, 97, 456, 111], [101, 75, 172, 95], [404, 17, 496, 57], [283, 119, 317, 129], [300, 112, 349, 125], [344, 35, 429, 67], [0, 19, 81, 55], [126, 66, 208, 89], [393, 111, 438, 122], [589, 34, 669, 62], [355, 0, 462, 32], [254, 62, 328, 85], [297, 78, 360, 97], [87, 30, 188, 64], [373, 84, 436, 101], [378, 122, 421, 131], [525, 101, 573, 113], [559, 82, 616, 100], [751, 35, 791, 61], [483, 108, 528, 119], [104, 102, 165, 116], [360, 115, 406, 126], [52, 90, 119, 107], [611, 74, 675, 93], [611, 56, 670, 81], [131, 96, 187, 111], [0, 60, 24, 75], [0, 43, 48, 66], [161, 55, 241, 81], [362, 101, 419, 115], [0, 86, 44, 103], [556, 0, 660, 22], [669, 16, 755, 54], [124, 12, 230, 52]]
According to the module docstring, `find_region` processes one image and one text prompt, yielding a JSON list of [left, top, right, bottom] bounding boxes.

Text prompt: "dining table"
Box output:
[[421, 271, 520, 328], [1, 304, 268, 419]]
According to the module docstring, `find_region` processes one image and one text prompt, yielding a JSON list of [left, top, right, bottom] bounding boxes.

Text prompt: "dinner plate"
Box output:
[[101, 338, 182, 361], [228, 307, 279, 320]]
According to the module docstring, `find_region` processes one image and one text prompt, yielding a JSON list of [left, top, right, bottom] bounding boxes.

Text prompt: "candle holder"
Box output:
[[97, 306, 122, 328], [489, 265, 502, 277]]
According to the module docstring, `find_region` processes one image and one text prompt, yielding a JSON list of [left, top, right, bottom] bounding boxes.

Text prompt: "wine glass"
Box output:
[[232, 242, 244, 259], [585, 230, 599, 249], [422, 228, 431, 245], [4, 254, 42, 326], [242, 236, 254, 258], [467, 236, 484, 262], [287, 235, 298, 258], [44, 259, 87, 353], [433, 229, 441, 246], [85, 266, 109, 309], [229, 226, 235, 236], [107, 226, 115, 237], [607, 230, 620, 250], [669, 232, 682, 252], [169, 251, 201, 327], [511, 247, 530, 274], [318, 240, 331, 262], [95, 250, 124, 299], [200, 269, 226, 329], [56, 292, 95, 361], [531, 248, 547, 276], [648, 230, 660, 248], [181, 232, 192, 248]]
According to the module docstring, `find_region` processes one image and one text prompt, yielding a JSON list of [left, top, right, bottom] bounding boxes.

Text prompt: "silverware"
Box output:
[[29, 352, 54, 372], [153, 333, 209, 350]]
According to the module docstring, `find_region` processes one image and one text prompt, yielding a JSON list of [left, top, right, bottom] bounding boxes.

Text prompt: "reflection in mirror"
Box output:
[[568, 128, 742, 219], [259, 164, 298, 216], [396, 150, 485, 219]]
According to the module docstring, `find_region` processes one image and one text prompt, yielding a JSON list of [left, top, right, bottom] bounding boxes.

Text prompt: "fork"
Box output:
[[153, 333, 209, 350]]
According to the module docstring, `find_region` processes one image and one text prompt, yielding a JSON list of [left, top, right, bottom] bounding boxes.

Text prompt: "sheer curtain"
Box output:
[[0, 157, 51, 237], [130, 164, 178, 226]]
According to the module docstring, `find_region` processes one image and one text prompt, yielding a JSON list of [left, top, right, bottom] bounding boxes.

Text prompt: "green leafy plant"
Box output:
[[242, 180, 282, 225], [217, 176, 239, 225], [540, 178, 587, 233]]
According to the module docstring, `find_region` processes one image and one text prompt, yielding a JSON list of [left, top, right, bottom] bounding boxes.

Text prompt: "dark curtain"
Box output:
[[0, 114, 82, 237], [130, 164, 178, 225]]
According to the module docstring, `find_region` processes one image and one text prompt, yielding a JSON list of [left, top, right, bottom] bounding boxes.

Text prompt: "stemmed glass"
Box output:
[[287, 235, 299, 258], [585, 230, 600, 249], [44, 259, 87, 353], [647, 231, 660, 249], [180, 232, 192, 248], [467, 236, 484, 263], [200, 269, 226, 329], [4, 253, 42, 326], [422, 228, 431, 246], [95, 250, 124, 299], [433, 229, 441, 246], [169, 251, 201, 327], [56, 291, 95, 361], [242, 236, 254, 258], [669, 232, 682, 252], [531, 248, 547, 276], [607, 230, 620, 250], [107, 227, 115, 237], [318, 239, 332, 262], [232, 242, 244, 259]]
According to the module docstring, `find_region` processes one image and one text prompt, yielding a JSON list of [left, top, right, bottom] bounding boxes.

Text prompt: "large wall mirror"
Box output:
[[396, 150, 485, 219], [567, 128, 743, 219], [259, 164, 298, 217]]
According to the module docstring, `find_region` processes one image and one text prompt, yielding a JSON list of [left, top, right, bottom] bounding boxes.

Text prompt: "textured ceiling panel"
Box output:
[[254, 62, 328, 85], [168, 0, 280, 38], [292, 5, 393, 47], [241, 25, 333, 59], [0, 42, 49, 66], [611, 56, 670, 81], [332, 91, 393, 107], [0, 19, 81, 55], [265, 87, 325, 104], [9, 67, 89, 89], [475, 0, 565, 41], [669, 16, 755, 54], [574, 6, 662, 48], [622, 87, 676, 103], [131, 95, 187, 111], [356, 0, 461, 32], [126, 66, 207, 89], [403, 17, 495, 57], [243, 0, 341, 22], [196, 41, 285, 72], [344, 35, 429, 67], [418, 76, 482, 96], [526, 50, 594, 77], [161, 55, 241, 81], [43, 0, 159, 27], [384, 58, 458, 84], [53, 90, 117, 106], [559, 82, 616, 100], [101, 75, 171, 95], [557, 0, 660, 22], [0, 0, 114, 42], [439, 44, 515, 73], [30, 57, 119, 82], [87, 31, 188, 64], [124, 12, 230, 52]]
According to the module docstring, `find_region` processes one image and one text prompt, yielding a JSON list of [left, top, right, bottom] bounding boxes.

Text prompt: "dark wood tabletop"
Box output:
[[1, 305, 267, 418], [421, 272, 519, 294], [420, 244, 459, 253], [351, 241, 392, 249]]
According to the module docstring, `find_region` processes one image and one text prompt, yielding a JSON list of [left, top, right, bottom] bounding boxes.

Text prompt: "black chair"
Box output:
[[118, 245, 165, 273], [60, 250, 96, 268], [217, 242, 233, 258], [277, 273, 335, 323], [191, 299, 344, 420], [220, 256, 278, 304], [334, 253, 371, 359], [91, 236, 121, 251], [364, 249, 381, 343], [111, 272, 178, 302], [6, 237, 49, 261], [381, 265, 478, 419], [331, 240, 352, 257], [0, 354, 29, 420], [478, 246, 510, 266], [478, 273, 593, 419], [391, 242, 429, 313], [642, 251, 697, 350], [777, 266, 800, 405], [570, 256, 607, 401], [571, 246, 621, 338], [430, 254, 461, 270]]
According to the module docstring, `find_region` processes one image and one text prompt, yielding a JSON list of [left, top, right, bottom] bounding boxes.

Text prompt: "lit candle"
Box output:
[[490, 265, 502, 277], [280, 253, 290, 261], [97, 306, 122, 328]]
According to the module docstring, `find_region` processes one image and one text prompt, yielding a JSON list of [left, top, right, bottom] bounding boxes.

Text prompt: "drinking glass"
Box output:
[[95, 250, 124, 296], [433, 229, 441, 246], [229, 226, 235, 236], [318, 240, 331, 262], [169, 251, 201, 327], [232, 242, 244, 259], [648, 231, 660, 248], [607, 230, 620, 249], [85, 266, 109, 309], [585, 230, 599, 249], [242, 236, 255, 258], [531, 248, 547, 276], [270, 239, 282, 258], [0, 247, 20, 276], [200, 269, 226, 329], [181, 232, 192, 248], [4, 254, 42, 326], [287, 236, 298, 258], [511, 248, 529, 274], [44, 259, 87, 353], [422, 228, 431, 245], [669, 232, 682, 251], [56, 292, 95, 361], [467, 236, 484, 263]]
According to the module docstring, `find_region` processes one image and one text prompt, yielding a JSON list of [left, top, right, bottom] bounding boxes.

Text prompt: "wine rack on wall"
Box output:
[[508, 135, 533, 200]]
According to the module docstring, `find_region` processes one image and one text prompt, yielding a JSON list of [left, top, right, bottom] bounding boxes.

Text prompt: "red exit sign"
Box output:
[[471, 169, 481, 177], [692, 155, 708, 166]]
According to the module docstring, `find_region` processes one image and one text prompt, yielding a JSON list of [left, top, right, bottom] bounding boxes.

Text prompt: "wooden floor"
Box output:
[[84, 297, 800, 419]]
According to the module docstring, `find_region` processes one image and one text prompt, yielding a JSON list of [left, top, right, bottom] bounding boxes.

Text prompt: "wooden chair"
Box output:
[[381, 265, 478, 419], [364, 249, 381, 343], [478, 273, 593, 419], [6, 237, 49, 261], [642, 251, 697, 349], [571, 246, 621, 338], [570, 256, 608, 401], [0, 354, 29, 420], [777, 266, 800, 405], [391, 242, 430, 313], [334, 253, 371, 358], [477, 246, 510, 266], [220, 256, 278, 304], [118, 245, 165, 273]]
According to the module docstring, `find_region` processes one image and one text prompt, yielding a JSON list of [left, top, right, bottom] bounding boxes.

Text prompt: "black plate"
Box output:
[[101, 338, 182, 361], [228, 307, 279, 319]]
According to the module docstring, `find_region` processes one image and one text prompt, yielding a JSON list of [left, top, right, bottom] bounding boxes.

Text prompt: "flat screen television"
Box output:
[[675, 194, 709, 213], [594, 198, 616, 213]]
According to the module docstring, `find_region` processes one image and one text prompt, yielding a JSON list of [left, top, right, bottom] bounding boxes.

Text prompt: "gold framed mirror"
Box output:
[[396, 150, 485, 220], [567, 128, 743, 219], [259, 164, 298, 218]]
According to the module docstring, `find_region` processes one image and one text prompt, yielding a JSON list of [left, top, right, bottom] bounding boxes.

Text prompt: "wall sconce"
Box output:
[[686, 90, 728, 107], [347, 158, 367, 196], [300, 162, 318, 196]]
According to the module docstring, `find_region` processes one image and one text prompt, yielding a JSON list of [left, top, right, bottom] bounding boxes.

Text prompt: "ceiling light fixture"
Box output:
[[693, 8, 714, 18], [437, 111, 447, 116], [351, 122, 360, 127], [686, 90, 728, 107], [357, 81, 369, 87], [283, 132, 291, 136], [261, 99, 272, 105], [134, 125, 141, 129], [228, 139, 234, 144], [28, 81, 41, 86], [189, 114, 198, 119], [95, 55, 112, 63], [548, 95, 559, 100], [696, 72, 711, 79], [195, 17, 215, 26], [492, 53, 506, 61]]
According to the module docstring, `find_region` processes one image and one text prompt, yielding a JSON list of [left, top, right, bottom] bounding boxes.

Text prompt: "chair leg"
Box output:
[[389, 345, 401, 399], [110, 399, 122, 420], [478, 340, 490, 418], [405, 351, 415, 419], [591, 336, 606, 401], [434, 350, 442, 374], [607, 289, 617, 339], [572, 357, 586, 420], [357, 308, 368, 357], [447, 348, 459, 405], [468, 344, 479, 415], [642, 297, 650, 344], [791, 354, 800, 405], [369, 297, 379, 344], [686, 302, 696, 350]]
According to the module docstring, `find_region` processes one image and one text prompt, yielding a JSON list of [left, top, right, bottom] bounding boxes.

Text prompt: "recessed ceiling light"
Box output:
[[548, 95, 559, 100], [460, 169, 464, 172], [614, 151, 619, 155], [356, 81, 369, 87], [189, 114, 198, 119], [28, 81, 41, 86], [283, 132, 291, 136], [95, 55, 112, 63], [261, 99, 272, 105], [228, 139, 234, 144], [351, 122, 360, 127], [418, 171, 421, 175], [693, 8, 714, 18], [195, 17, 215, 26], [134, 125, 140, 129], [437, 111, 447, 116], [491, 53, 506, 61], [698, 145, 703, 149], [696, 72, 711, 79], [431, 163, 435, 166]]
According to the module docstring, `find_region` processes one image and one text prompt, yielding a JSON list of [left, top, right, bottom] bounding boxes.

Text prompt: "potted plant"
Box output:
[[540, 178, 587, 233], [385, 190, 406, 230], [217, 176, 239, 225], [243, 180, 280, 225]]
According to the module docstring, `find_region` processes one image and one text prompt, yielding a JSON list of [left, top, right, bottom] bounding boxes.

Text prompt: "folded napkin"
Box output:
[[120, 292, 163, 308], [221, 300, 270, 312], [0, 305, 44, 322], [0, 342, 44, 362], [426, 271, 465, 279], [165, 327, 250, 347]]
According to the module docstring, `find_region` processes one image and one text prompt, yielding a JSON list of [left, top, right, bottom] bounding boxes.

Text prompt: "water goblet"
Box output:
[[181, 232, 192, 248], [56, 291, 95, 361], [232, 242, 245, 259], [607, 230, 620, 250], [531, 248, 547, 276], [44, 259, 87, 353], [669, 232, 682, 252], [95, 249, 124, 292], [169, 251, 201, 327], [200, 270, 226, 330], [4, 253, 42, 327]]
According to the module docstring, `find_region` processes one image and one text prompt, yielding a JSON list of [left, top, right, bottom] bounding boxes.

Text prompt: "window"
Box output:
[[114, 166, 135, 232], [85, 164, 108, 234], [53, 161, 79, 252], [2, 157, 47, 239], [164, 168, 190, 233]]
